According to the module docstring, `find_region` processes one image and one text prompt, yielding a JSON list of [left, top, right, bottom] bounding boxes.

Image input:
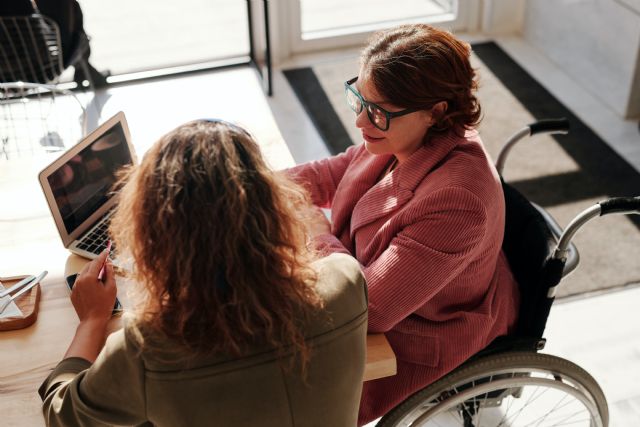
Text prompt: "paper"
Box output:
[[0, 282, 24, 318]]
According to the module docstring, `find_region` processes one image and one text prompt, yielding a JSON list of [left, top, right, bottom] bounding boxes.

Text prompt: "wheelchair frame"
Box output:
[[376, 119, 640, 427]]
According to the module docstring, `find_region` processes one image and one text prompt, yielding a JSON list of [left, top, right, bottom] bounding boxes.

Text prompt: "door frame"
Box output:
[[275, 0, 481, 59]]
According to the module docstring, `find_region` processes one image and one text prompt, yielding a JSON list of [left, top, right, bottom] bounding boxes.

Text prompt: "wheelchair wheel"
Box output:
[[377, 351, 608, 427]]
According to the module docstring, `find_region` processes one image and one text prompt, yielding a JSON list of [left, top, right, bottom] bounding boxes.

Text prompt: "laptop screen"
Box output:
[[46, 122, 133, 234]]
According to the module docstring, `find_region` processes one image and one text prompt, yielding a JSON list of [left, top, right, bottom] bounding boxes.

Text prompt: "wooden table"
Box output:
[[363, 333, 397, 381]]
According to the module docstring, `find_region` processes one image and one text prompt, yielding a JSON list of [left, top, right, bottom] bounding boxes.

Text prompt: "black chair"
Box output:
[[0, 5, 91, 160], [0, 0, 104, 89]]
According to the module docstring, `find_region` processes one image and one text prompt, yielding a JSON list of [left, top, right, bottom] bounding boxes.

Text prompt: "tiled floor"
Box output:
[[495, 36, 640, 175], [1, 33, 639, 425]]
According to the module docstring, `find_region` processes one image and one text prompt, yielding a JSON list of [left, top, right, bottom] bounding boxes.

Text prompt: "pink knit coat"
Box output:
[[288, 129, 520, 425]]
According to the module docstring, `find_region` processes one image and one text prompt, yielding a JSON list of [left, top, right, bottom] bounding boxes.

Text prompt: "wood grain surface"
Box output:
[[0, 276, 42, 332]]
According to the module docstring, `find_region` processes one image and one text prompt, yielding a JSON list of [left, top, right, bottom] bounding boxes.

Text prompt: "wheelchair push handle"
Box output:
[[599, 196, 640, 216], [547, 196, 639, 298], [495, 118, 570, 175], [528, 118, 570, 136], [553, 196, 640, 262]]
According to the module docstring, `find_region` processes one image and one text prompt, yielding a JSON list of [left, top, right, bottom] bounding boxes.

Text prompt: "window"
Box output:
[[300, 0, 456, 39], [79, 0, 249, 76]]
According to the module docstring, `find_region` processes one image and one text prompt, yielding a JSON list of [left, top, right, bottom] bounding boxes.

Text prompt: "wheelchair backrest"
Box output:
[[501, 181, 565, 339]]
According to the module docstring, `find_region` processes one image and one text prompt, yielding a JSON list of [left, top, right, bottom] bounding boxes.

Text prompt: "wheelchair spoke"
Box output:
[[497, 383, 519, 426], [381, 353, 607, 427], [499, 385, 546, 426], [529, 392, 578, 427], [476, 375, 492, 427], [452, 383, 479, 425], [526, 407, 591, 427]]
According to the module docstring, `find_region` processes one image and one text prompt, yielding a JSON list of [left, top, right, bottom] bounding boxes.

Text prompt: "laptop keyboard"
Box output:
[[76, 215, 114, 256]]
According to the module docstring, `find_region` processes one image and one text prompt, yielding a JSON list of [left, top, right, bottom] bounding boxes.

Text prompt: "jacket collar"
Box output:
[[349, 130, 465, 234]]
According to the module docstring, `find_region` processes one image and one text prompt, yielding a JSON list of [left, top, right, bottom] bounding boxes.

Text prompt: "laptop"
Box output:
[[39, 112, 137, 260]]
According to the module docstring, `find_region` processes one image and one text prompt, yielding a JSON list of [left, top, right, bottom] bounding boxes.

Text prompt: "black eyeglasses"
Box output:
[[344, 77, 417, 131]]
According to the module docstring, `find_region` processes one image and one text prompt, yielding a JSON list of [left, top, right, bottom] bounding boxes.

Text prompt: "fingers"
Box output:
[[70, 260, 118, 322], [86, 249, 110, 276], [101, 263, 118, 307], [77, 249, 110, 282], [78, 259, 93, 276], [75, 250, 113, 290], [103, 262, 117, 291]]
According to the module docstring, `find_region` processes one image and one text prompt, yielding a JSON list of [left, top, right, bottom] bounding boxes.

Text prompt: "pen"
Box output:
[[97, 240, 112, 281]]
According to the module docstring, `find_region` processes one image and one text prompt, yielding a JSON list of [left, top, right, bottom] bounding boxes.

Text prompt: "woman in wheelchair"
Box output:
[[39, 120, 369, 426], [287, 24, 520, 425]]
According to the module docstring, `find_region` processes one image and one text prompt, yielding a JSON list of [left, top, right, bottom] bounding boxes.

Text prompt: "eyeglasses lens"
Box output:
[[345, 83, 388, 130], [367, 104, 387, 130], [346, 87, 362, 113]]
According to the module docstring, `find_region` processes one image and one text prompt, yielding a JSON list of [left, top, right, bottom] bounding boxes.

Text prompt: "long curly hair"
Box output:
[[361, 24, 482, 135], [110, 120, 322, 363]]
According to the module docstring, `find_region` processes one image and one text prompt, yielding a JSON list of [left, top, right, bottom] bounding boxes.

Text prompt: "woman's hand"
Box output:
[[64, 249, 118, 363], [71, 249, 117, 325]]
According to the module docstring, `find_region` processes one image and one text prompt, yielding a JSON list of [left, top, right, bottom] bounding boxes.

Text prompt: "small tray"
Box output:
[[0, 275, 42, 331]]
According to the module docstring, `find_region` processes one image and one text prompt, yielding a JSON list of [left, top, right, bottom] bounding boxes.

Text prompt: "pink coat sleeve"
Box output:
[[362, 187, 488, 333], [286, 145, 359, 209]]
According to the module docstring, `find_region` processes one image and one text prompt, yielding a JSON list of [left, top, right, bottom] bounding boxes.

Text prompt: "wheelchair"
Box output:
[[376, 119, 640, 427]]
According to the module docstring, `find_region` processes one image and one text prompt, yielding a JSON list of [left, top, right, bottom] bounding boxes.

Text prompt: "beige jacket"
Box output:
[[39, 253, 368, 427]]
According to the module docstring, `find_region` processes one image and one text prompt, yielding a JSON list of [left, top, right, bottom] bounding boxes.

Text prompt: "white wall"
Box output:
[[522, 0, 640, 119], [481, 0, 526, 35]]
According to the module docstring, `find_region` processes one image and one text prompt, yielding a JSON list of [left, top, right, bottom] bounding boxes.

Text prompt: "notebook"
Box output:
[[38, 112, 137, 260]]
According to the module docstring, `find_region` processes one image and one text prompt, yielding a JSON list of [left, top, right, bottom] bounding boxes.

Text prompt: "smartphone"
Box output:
[[65, 273, 123, 314]]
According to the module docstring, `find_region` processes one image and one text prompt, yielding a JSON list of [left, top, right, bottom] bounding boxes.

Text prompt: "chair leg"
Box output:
[[78, 60, 93, 91], [77, 60, 108, 91]]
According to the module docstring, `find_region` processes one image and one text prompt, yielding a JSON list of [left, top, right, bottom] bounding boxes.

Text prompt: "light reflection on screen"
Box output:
[[47, 123, 132, 234]]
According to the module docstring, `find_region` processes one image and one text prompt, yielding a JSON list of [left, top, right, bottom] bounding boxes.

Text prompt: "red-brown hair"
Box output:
[[110, 120, 322, 363], [361, 24, 481, 134]]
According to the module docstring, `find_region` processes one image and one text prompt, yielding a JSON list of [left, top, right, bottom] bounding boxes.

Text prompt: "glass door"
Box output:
[[78, 0, 250, 79], [286, 0, 476, 54]]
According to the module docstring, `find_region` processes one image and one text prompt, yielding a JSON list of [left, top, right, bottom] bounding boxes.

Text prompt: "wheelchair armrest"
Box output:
[[531, 202, 579, 277]]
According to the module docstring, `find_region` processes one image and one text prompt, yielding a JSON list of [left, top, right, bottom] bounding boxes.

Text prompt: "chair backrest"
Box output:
[[501, 181, 565, 339], [0, 14, 64, 83]]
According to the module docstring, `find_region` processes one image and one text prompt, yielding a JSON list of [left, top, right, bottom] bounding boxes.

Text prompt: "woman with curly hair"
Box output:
[[287, 24, 520, 425], [39, 120, 368, 426]]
